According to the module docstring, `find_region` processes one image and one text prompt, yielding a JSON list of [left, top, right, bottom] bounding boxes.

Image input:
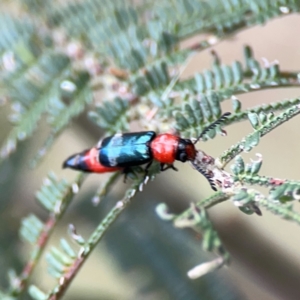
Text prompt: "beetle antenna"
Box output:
[[191, 161, 217, 191], [194, 112, 231, 144]]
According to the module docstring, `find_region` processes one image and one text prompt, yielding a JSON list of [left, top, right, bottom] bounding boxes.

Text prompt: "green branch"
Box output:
[[220, 104, 300, 165], [9, 173, 86, 298], [235, 173, 300, 188], [27, 168, 157, 300], [44, 177, 147, 300], [259, 199, 300, 225]]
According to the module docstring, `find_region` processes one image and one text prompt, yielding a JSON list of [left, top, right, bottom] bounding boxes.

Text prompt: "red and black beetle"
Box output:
[[63, 113, 230, 189]]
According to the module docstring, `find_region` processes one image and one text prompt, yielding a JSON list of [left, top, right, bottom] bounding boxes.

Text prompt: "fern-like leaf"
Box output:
[[88, 96, 130, 134]]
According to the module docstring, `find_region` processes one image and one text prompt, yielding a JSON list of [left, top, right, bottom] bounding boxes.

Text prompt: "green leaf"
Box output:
[[28, 285, 47, 300], [244, 131, 260, 152]]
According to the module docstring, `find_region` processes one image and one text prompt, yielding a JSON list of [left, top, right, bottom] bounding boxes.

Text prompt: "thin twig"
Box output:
[[13, 173, 86, 298], [220, 104, 300, 166], [47, 175, 149, 300]]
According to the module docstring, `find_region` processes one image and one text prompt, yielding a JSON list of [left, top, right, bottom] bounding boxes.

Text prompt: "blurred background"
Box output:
[[1, 3, 300, 300]]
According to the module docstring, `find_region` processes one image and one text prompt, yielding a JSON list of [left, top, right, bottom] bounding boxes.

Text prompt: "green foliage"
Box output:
[[35, 172, 72, 212], [174, 94, 223, 138], [88, 96, 130, 134], [132, 60, 170, 95], [1, 0, 300, 299], [1, 53, 71, 160], [221, 105, 300, 164], [0, 15, 92, 165]]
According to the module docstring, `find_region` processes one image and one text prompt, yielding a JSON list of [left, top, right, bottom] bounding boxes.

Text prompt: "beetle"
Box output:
[[63, 112, 230, 187], [63, 131, 196, 173]]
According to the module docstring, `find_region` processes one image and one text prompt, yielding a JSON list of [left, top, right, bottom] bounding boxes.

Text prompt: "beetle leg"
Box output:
[[160, 163, 178, 172], [144, 160, 153, 177], [123, 167, 133, 183]]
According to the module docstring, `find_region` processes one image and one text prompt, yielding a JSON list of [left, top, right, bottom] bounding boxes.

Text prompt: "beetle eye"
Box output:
[[179, 152, 187, 162], [178, 143, 185, 150]]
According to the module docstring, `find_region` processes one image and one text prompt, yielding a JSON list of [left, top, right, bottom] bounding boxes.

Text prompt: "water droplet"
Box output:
[[11, 102, 24, 113], [92, 196, 100, 206], [139, 182, 144, 192], [17, 131, 27, 140], [43, 178, 51, 186], [72, 183, 79, 194], [279, 6, 289, 14], [116, 201, 124, 208], [2, 51, 16, 72], [270, 81, 279, 86], [59, 277, 66, 286], [60, 80, 77, 93], [250, 83, 260, 89], [6, 140, 16, 153], [38, 147, 47, 157]]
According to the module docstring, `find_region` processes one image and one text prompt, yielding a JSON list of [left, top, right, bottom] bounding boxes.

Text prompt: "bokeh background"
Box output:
[[1, 5, 300, 300]]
